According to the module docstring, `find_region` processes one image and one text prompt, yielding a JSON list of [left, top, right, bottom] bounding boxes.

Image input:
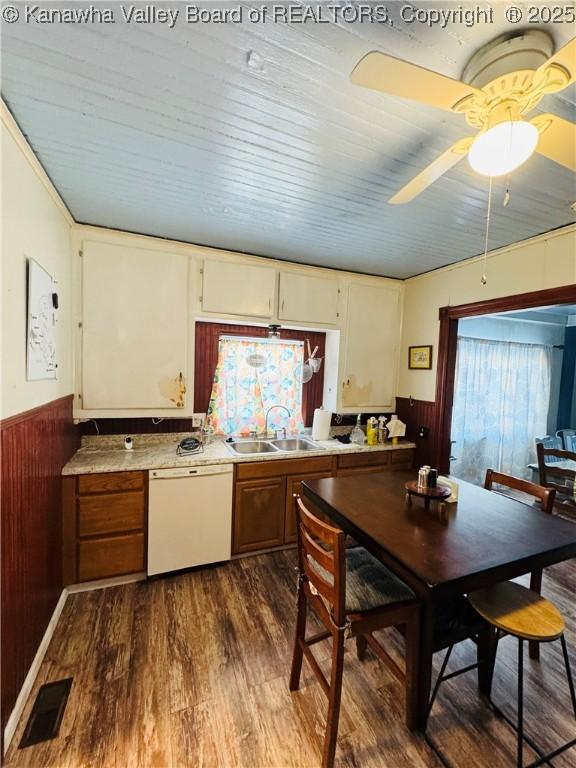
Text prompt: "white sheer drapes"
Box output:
[[450, 336, 552, 484]]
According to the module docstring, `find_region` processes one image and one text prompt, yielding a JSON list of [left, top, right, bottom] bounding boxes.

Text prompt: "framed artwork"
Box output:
[[408, 345, 432, 370]]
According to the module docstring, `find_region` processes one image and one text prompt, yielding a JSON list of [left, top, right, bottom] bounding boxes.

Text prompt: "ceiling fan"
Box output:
[[350, 31, 576, 204]]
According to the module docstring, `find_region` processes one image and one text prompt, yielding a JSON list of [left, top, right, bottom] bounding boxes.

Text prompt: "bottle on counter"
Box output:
[[366, 417, 378, 446], [377, 416, 388, 444], [350, 414, 365, 445]]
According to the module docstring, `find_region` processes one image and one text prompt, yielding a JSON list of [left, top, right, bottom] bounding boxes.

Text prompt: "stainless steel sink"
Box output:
[[227, 440, 281, 455], [226, 437, 324, 456], [270, 438, 324, 452]]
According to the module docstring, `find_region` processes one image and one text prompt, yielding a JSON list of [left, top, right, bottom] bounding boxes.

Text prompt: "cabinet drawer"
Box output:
[[78, 471, 144, 494], [337, 452, 390, 470], [78, 492, 145, 537], [391, 449, 414, 466], [236, 456, 335, 481], [78, 533, 145, 581]]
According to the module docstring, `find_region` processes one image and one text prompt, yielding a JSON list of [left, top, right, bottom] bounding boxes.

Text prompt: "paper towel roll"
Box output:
[[312, 408, 332, 441]]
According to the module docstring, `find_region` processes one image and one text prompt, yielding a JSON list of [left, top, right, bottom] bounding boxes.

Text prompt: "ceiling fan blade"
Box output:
[[389, 137, 474, 205], [532, 114, 576, 172], [351, 52, 482, 111], [537, 37, 576, 90]]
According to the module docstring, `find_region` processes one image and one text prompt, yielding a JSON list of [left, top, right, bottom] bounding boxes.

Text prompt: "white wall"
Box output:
[[398, 226, 576, 402], [1, 106, 74, 419]]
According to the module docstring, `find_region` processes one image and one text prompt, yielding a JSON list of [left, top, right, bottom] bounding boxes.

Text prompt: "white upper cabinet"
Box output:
[[278, 272, 339, 325], [340, 283, 401, 411], [80, 241, 189, 412], [201, 260, 276, 318]]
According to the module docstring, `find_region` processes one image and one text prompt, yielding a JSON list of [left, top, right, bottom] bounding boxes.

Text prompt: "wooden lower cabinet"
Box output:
[[232, 448, 414, 555], [233, 456, 336, 555], [62, 471, 147, 585], [233, 477, 287, 554]]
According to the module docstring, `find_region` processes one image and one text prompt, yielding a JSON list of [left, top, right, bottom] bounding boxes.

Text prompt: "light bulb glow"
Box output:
[[468, 120, 539, 177]]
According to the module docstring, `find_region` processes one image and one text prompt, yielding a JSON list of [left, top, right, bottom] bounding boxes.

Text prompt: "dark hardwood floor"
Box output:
[[5, 551, 575, 768]]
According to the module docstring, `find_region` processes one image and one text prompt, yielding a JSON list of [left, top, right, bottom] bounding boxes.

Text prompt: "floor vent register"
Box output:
[[19, 678, 73, 748]]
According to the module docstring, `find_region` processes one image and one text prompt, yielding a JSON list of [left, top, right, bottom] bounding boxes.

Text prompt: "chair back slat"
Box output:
[[294, 495, 346, 625], [300, 525, 336, 574], [484, 469, 555, 514], [302, 555, 337, 605]]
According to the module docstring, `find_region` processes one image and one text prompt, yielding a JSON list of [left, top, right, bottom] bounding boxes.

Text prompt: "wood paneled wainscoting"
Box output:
[[395, 397, 436, 468], [0, 395, 79, 741]]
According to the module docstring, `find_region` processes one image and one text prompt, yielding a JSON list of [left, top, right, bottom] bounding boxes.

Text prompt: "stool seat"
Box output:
[[469, 581, 565, 642]]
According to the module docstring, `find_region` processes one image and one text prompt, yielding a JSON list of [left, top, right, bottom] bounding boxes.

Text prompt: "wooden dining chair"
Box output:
[[536, 443, 576, 504], [289, 495, 420, 768], [484, 469, 556, 660]]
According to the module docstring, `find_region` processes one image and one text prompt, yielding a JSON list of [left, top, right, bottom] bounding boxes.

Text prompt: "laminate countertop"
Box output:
[[62, 433, 416, 476]]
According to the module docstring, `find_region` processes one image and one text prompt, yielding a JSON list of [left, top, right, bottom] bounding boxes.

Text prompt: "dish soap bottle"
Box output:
[[350, 414, 365, 445], [366, 417, 378, 446]]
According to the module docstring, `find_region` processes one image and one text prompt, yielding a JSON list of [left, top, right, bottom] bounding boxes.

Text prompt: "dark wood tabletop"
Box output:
[[303, 470, 576, 599]]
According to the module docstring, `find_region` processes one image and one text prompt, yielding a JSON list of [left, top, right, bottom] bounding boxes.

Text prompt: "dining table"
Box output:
[[302, 470, 576, 732]]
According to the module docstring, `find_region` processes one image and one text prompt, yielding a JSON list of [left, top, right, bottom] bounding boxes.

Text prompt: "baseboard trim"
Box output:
[[66, 572, 146, 594], [3, 589, 68, 755]]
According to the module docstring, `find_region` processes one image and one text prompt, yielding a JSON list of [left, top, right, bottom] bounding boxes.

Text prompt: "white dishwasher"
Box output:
[[148, 464, 233, 576]]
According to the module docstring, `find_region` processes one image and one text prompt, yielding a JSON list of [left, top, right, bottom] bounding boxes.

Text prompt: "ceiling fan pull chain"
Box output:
[[481, 176, 493, 286], [503, 175, 511, 207]]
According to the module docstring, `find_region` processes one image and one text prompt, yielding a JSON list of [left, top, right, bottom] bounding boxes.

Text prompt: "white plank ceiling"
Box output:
[[2, 2, 575, 277]]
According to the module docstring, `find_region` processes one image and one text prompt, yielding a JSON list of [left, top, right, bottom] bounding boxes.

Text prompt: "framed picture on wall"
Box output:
[[408, 345, 432, 370]]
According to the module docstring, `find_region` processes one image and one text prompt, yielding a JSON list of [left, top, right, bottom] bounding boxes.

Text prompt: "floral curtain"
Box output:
[[206, 336, 305, 436], [450, 336, 552, 484]]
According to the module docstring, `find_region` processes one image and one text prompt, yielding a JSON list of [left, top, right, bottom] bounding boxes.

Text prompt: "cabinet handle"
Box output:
[[268, 297, 271, 311], [281, 299, 285, 312]]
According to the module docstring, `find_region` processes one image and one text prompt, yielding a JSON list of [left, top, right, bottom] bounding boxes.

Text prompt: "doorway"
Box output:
[[434, 284, 576, 475], [449, 306, 574, 484]]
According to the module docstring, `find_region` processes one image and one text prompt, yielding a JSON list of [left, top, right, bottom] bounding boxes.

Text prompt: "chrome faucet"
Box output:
[[265, 405, 291, 438]]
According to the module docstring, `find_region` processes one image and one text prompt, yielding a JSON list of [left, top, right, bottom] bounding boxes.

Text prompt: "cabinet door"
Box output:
[[342, 284, 400, 409], [233, 477, 286, 554], [285, 472, 334, 543], [82, 241, 188, 410], [279, 272, 338, 325], [202, 260, 276, 317]]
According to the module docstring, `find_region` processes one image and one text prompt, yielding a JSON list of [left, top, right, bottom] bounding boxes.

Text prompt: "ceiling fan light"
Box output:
[[468, 120, 539, 177]]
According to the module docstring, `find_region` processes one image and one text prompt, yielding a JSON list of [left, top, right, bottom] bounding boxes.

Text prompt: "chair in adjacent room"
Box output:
[[556, 428, 576, 450], [536, 435, 563, 461], [289, 495, 420, 768], [537, 442, 576, 511], [483, 469, 556, 660]]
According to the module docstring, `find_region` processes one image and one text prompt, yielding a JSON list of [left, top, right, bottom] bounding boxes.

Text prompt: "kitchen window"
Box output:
[[206, 336, 306, 436]]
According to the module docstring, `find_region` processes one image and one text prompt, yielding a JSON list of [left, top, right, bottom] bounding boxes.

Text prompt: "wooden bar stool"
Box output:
[[469, 582, 576, 768], [289, 495, 420, 768], [484, 469, 556, 661], [427, 582, 576, 767]]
